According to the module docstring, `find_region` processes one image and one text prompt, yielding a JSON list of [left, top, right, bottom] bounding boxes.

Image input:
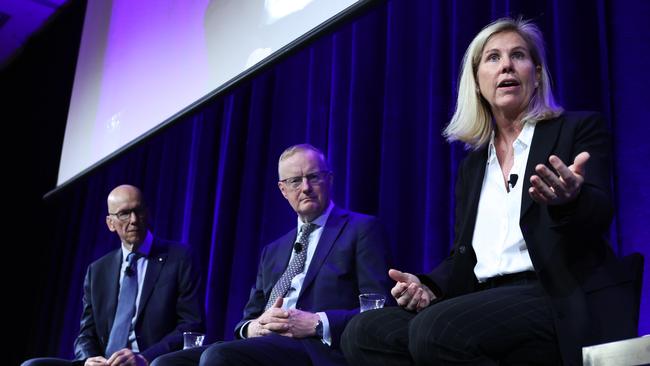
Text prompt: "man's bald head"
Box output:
[[107, 185, 143, 210], [106, 184, 148, 250]]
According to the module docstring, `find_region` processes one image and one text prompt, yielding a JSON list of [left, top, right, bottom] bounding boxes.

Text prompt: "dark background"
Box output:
[[3, 0, 648, 364]]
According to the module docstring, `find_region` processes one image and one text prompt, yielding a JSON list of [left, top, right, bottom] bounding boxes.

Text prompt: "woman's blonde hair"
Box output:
[[443, 17, 563, 150]]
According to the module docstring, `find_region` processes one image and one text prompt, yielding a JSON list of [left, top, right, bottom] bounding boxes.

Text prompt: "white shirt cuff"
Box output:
[[239, 320, 253, 338], [317, 312, 331, 346]]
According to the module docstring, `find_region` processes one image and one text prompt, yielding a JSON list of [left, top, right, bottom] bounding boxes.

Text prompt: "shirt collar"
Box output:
[[487, 131, 497, 165], [487, 121, 536, 165], [120, 230, 153, 261], [296, 201, 334, 231], [516, 120, 536, 149]]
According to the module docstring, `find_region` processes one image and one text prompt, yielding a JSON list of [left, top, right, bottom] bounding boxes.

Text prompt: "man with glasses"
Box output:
[[23, 184, 204, 366], [153, 144, 392, 366]]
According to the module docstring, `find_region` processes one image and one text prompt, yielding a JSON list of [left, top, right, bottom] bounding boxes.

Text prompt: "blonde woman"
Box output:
[[342, 18, 624, 366]]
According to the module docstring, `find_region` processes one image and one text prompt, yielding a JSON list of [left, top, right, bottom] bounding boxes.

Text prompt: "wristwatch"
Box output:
[[315, 319, 323, 339]]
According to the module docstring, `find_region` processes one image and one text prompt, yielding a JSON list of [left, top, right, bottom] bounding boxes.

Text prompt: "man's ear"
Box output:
[[278, 181, 289, 200], [106, 216, 116, 232]]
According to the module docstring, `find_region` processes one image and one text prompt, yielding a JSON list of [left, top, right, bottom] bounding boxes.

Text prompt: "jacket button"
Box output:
[[458, 245, 466, 254]]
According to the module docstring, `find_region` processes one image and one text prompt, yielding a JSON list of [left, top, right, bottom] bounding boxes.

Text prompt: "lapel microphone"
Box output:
[[124, 253, 139, 276], [293, 242, 303, 253], [125, 265, 135, 277], [508, 174, 519, 188]]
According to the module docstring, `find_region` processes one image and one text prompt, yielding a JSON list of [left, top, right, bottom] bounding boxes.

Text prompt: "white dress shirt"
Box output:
[[472, 122, 536, 281], [240, 202, 335, 345], [118, 230, 153, 352]]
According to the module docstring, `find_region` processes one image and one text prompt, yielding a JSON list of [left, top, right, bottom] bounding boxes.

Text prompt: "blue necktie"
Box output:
[[265, 223, 318, 310], [105, 252, 139, 357]]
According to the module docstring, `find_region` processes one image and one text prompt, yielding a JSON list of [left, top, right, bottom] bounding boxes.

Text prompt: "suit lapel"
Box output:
[[520, 117, 562, 218], [135, 238, 168, 320], [105, 249, 122, 330], [300, 207, 347, 297], [265, 229, 297, 296], [457, 149, 488, 247]]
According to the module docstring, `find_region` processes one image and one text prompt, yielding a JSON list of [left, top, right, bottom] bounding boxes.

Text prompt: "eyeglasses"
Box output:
[[279, 171, 331, 190], [109, 207, 146, 222]]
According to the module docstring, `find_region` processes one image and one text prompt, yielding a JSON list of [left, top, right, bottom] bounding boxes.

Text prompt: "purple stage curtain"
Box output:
[[23, 0, 650, 360]]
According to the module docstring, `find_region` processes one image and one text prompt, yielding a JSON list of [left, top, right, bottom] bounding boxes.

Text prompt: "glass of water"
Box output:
[[183, 331, 205, 349], [359, 293, 386, 312]]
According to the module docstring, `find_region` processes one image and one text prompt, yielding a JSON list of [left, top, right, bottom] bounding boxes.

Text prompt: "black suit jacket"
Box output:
[[235, 207, 392, 356], [423, 112, 637, 365], [74, 238, 205, 362]]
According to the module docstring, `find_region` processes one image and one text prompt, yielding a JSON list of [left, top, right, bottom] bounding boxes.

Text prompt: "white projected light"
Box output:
[[265, 0, 314, 22], [57, 0, 358, 188]]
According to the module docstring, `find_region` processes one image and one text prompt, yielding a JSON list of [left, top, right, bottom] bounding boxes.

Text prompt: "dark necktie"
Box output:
[[105, 252, 139, 357], [265, 223, 318, 310]]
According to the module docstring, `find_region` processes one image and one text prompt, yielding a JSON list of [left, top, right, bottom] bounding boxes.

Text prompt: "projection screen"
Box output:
[[57, 0, 360, 188]]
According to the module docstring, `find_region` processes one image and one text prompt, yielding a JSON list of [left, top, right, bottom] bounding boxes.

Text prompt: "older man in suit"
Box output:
[[23, 184, 205, 366], [153, 143, 392, 366]]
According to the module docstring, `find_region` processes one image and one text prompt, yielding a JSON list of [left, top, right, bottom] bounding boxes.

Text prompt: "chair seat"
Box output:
[[582, 336, 650, 366]]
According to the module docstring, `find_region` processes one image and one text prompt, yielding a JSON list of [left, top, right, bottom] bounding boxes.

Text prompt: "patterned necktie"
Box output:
[[265, 223, 318, 310], [106, 252, 139, 357]]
